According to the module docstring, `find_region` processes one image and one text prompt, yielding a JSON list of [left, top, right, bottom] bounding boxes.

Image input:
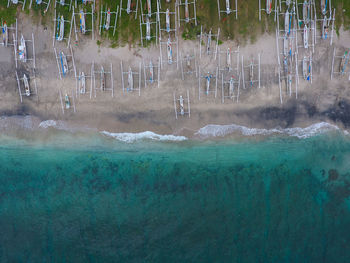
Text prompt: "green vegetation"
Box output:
[[0, 0, 350, 46]]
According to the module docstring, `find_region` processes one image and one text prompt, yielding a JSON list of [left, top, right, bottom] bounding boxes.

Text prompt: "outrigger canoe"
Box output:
[[23, 74, 30, 96], [266, 0, 272, 15], [80, 10, 86, 34], [79, 71, 86, 94], [128, 67, 133, 91], [60, 51, 68, 76], [167, 38, 173, 64], [18, 35, 27, 62], [2, 22, 8, 47], [65, 94, 70, 109]]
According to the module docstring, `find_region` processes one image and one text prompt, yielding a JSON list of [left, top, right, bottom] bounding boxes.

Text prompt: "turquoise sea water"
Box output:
[[0, 132, 350, 262]]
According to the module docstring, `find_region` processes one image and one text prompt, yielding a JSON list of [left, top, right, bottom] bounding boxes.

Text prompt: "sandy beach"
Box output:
[[1, 13, 350, 139]]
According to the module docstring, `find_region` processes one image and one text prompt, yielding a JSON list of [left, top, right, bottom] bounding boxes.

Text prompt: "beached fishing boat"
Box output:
[[60, 52, 68, 76], [166, 9, 170, 33], [79, 72, 86, 94], [65, 94, 70, 109], [322, 16, 328, 39], [18, 35, 26, 63], [284, 10, 290, 35], [80, 10, 86, 34], [205, 73, 212, 95], [303, 0, 310, 24], [225, 0, 231, 14], [340, 51, 349, 74], [303, 25, 308, 49], [185, 0, 189, 22], [249, 61, 254, 86], [186, 54, 191, 67], [147, 0, 151, 17], [2, 22, 8, 47], [227, 48, 231, 69], [100, 66, 105, 91], [105, 8, 111, 30], [283, 35, 289, 57], [266, 0, 272, 15], [23, 74, 30, 96], [149, 61, 154, 83], [229, 76, 235, 96], [287, 73, 292, 91], [321, 0, 327, 15], [179, 95, 184, 115], [167, 38, 173, 64], [56, 15, 64, 41], [127, 0, 131, 14], [146, 17, 151, 40], [127, 67, 133, 90], [207, 30, 212, 55], [283, 56, 288, 73], [302, 56, 308, 80]]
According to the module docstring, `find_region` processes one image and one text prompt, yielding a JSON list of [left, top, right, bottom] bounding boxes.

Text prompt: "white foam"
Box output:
[[196, 122, 344, 139], [101, 131, 187, 143], [39, 120, 58, 128]]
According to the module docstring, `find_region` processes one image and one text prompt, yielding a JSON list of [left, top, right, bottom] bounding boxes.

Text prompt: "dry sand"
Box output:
[[0, 13, 350, 138]]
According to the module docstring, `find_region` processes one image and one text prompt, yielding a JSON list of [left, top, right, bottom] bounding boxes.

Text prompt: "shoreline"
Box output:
[[1, 16, 350, 141]]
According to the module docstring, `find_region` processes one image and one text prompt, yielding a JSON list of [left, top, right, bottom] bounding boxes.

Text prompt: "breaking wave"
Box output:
[[101, 131, 188, 143], [196, 122, 347, 139]]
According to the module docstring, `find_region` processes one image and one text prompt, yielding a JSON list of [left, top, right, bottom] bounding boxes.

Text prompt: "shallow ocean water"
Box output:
[[0, 132, 350, 262]]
